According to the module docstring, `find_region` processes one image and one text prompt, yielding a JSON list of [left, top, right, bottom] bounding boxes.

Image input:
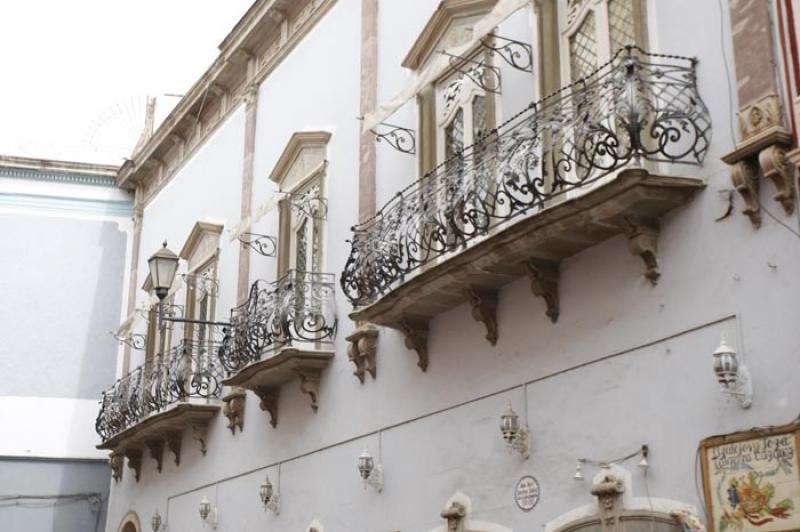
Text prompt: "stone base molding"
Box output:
[[722, 128, 795, 228], [346, 324, 379, 383], [222, 387, 247, 435]]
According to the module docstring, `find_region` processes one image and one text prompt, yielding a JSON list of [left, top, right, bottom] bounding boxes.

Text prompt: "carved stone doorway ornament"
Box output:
[[545, 464, 704, 532], [306, 518, 324, 532], [427, 491, 513, 532]]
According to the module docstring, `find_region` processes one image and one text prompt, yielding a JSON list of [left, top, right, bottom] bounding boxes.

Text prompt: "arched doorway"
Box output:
[[117, 511, 142, 532]]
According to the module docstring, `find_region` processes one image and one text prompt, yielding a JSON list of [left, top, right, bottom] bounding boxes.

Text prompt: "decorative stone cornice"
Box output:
[[0, 155, 118, 188], [118, 0, 338, 200]]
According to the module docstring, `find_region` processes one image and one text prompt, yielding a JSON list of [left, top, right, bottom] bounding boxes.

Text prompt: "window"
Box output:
[[269, 131, 331, 279], [560, 0, 647, 83], [178, 222, 223, 389]]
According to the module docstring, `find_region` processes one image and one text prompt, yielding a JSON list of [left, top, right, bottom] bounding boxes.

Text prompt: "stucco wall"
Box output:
[[0, 458, 109, 532], [103, 1, 800, 531], [0, 213, 126, 399]]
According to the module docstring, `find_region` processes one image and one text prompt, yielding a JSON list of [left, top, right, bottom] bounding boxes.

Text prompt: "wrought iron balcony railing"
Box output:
[[218, 270, 337, 374], [341, 47, 711, 308], [95, 340, 224, 441]]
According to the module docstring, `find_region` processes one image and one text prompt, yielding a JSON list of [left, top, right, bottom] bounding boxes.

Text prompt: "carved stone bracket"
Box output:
[[254, 387, 280, 428], [524, 259, 559, 322], [722, 128, 795, 227], [145, 439, 164, 473], [759, 144, 795, 215], [125, 449, 143, 482], [296, 368, 323, 412], [730, 159, 761, 227], [591, 473, 625, 531], [620, 217, 660, 284], [399, 319, 429, 372], [222, 387, 247, 435], [191, 424, 209, 456], [166, 432, 181, 466], [109, 452, 124, 482], [440, 500, 467, 532], [463, 287, 499, 345], [346, 324, 379, 383]]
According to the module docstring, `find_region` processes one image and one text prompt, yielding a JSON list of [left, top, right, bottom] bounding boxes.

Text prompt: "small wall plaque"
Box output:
[[514, 475, 541, 512]]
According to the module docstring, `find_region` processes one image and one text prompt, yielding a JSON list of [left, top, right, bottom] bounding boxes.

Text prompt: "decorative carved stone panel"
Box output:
[[109, 452, 124, 482]]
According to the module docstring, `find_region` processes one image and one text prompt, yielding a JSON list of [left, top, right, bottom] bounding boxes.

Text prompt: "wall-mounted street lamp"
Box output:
[[151, 509, 162, 532], [260, 473, 281, 514], [148, 242, 180, 301], [500, 403, 530, 459], [712, 336, 752, 409], [358, 449, 384, 492], [147, 242, 230, 330], [199, 496, 218, 529]]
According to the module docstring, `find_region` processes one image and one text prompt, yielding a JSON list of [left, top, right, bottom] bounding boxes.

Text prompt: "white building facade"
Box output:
[[99, 1, 800, 532]]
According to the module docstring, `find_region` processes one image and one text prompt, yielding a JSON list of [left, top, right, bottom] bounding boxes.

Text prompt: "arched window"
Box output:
[[117, 511, 142, 532]]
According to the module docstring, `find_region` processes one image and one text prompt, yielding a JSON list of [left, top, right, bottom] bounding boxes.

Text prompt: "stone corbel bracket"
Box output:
[[125, 448, 143, 482], [109, 452, 124, 482], [524, 259, 559, 322], [166, 432, 181, 467], [222, 387, 247, 435], [254, 387, 280, 428], [463, 287, 499, 345], [296, 368, 323, 412], [145, 439, 164, 473], [722, 125, 795, 228], [346, 324, 379, 383], [399, 318, 429, 372], [620, 217, 660, 284], [191, 424, 209, 456]]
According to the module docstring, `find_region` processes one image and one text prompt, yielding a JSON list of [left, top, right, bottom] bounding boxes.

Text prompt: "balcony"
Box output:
[[95, 339, 223, 481], [341, 47, 711, 369], [219, 270, 337, 426]]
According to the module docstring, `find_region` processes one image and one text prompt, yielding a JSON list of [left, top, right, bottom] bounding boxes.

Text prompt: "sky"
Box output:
[[0, 0, 255, 165]]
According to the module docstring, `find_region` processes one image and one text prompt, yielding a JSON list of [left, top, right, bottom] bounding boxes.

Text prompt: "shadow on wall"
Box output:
[[55, 219, 128, 532]]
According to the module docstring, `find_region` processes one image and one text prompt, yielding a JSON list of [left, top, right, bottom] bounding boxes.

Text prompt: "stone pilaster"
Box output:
[[237, 82, 260, 302], [359, 0, 378, 223]]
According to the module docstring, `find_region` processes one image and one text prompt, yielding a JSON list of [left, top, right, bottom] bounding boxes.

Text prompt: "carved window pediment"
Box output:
[[402, 0, 498, 71]]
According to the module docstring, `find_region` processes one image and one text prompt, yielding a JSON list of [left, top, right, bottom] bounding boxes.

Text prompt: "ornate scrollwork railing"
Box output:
[[217, 270, 337, 374], [341, 47, 711, 308], [95, 340, 224, 441]]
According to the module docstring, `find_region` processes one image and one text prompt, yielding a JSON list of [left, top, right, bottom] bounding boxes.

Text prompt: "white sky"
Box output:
[[0, 0, 255, 166]]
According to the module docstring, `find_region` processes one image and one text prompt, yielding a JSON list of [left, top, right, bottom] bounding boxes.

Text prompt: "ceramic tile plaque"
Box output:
[[701, 424, 800, 532]]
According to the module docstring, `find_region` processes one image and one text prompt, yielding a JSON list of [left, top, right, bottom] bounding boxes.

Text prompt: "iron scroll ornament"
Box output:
[[217, 270, 338, 374], [95, 340, 224, 441], [340, 47, 711, 308]]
